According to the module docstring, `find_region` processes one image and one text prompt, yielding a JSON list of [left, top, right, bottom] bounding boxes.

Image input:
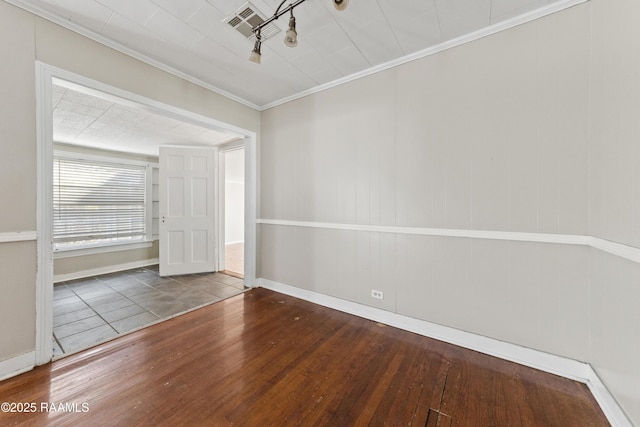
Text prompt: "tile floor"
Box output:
[[53, 265, 246, 357]]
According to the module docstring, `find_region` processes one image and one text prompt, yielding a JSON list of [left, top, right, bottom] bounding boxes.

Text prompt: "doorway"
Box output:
[[36, 62, 257, 364], [221, 147, 245, 278]]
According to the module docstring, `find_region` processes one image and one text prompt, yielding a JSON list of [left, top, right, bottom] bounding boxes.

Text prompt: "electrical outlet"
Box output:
[[371, 289, 383, 300]]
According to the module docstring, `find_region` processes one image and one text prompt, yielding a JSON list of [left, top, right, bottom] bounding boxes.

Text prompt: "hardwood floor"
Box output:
[[0, 288, 608, 426]]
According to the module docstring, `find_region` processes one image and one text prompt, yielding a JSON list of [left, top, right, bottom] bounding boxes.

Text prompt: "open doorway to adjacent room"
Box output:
[[220, 147, 245, 279], [38, 66, 256, 361]]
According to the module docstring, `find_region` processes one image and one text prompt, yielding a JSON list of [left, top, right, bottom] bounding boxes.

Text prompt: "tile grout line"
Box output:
[[52, 332, 65, 355]]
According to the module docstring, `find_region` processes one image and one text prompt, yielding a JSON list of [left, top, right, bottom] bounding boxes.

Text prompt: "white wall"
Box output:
[[259, 1, 640, 424], [225, 148, 245, 245], [0, 2, 37, 363], [588, 0, 640, 422]]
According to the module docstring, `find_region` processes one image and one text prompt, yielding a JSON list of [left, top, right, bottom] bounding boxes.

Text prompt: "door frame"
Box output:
[[35, 62, 258, 365]]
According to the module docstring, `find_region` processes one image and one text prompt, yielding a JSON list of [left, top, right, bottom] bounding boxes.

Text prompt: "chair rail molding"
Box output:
[[0, 231, 37, 243], [257, 219, 640, 265]]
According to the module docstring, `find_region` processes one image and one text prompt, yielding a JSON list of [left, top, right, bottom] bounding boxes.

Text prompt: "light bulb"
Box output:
[[249, 50, 261, 64], [284, 15, 297, 47], [249, 39, 262, 64], [333, 0, 348, 11]]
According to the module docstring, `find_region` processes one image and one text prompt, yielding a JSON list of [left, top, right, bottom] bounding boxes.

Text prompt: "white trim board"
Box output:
[[257, 219, 587, 245], [53, 241, 154, 259], [258, 219, 640, 266], [0, 231, 37, 243], [53, 258, 159, 283], [589, 236, 640, 264], [0, 351, 35, 382], [258, 278, 633, 427]]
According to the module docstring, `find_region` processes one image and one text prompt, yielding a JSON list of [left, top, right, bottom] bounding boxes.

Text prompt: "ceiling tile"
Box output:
[[305, 21, 354, 59], [187, 4, 252, 53], [102, 105, 152, 124], [491, 0, 551, 24], [145, 7, 205, 48], [171, 122, 209, 138], [102, 12, 164, 49], [52, 86, 67, 108], [190, 36, 246, 69], [288, 49, 336, 83], [325, 44, 370, 76], [151, 0, 206, 22], [308, 67, 344, 85], [95, 0, 158, 25], [377, 0, 442, 54], [342, 19, 404, 65], [393, 16, 443, 54], [203, 0, 247, 17], [63, 90, 113, 110], [55, 99, 106, 119], [435, 0, 492, 40], [377, 0, 439, 22], [48, 0, 113, 31]]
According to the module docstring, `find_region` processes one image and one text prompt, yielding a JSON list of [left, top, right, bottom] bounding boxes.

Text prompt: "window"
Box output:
[[53, 156, 149, 251]]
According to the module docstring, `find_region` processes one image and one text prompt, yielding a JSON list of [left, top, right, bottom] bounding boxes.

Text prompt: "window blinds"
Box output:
[[53, 157, 147, 247]]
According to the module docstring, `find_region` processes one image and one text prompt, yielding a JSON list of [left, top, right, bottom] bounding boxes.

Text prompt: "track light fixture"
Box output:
[[249, 0, 348, 63]]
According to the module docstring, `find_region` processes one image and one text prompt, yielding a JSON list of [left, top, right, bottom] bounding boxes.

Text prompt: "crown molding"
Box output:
[[5, 0, 588, 111], [259, 0, 589, 110]]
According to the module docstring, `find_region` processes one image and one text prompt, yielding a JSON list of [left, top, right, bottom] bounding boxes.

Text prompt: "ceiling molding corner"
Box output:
[[258, 0, 589, 111], [5, 0, 589, 112]]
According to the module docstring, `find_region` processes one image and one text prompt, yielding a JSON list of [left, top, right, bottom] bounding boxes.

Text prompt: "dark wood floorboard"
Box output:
[[0, 288, 608, 426]]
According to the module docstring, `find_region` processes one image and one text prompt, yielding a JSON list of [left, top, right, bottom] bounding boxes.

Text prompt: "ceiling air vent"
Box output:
[[223, 2, 280, 41]]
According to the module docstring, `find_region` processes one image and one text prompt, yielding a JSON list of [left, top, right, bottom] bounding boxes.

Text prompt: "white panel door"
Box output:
[[159, 146, 217, 276]]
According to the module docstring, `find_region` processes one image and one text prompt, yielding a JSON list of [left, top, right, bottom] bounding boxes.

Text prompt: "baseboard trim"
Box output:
[[54, 258, 159, 283], [0, 351, 35, 382], [258, 278, 632, 427], [585, 368, 634, 427]]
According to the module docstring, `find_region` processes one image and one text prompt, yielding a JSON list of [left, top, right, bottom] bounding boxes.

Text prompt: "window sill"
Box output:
[[53, 240, 155, 259]]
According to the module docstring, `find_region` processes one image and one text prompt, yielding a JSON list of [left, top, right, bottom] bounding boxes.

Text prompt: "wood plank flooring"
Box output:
[[0, 288, 608, 426]]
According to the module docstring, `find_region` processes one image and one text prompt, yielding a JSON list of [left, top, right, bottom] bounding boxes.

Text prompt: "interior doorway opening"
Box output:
[[221, 147, 245, 279], [37, 62, 258, 364]]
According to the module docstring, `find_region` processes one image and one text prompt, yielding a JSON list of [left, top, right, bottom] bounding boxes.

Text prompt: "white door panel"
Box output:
[[160, 146, 217, 276]]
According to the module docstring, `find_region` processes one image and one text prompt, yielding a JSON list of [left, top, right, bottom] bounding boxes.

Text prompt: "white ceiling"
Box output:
[[53, 80, 241, 156], [10, 0, 572, 109]]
